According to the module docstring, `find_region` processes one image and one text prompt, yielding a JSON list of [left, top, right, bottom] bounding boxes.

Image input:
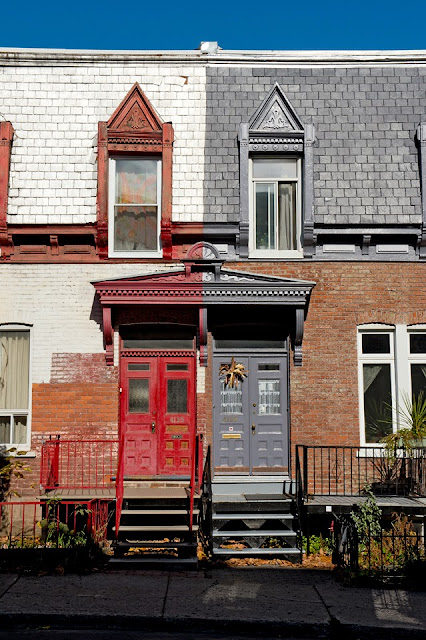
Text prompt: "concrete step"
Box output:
[[213, 529, 296, 537]]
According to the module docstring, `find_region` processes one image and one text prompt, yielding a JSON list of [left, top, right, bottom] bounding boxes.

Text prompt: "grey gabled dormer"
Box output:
[[238, 83, 315, 259]]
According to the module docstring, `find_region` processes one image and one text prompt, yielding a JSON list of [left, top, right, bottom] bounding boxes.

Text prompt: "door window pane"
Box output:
[[258, 363, 280, 371], [128, 363, 150, 371], [221, 383, 243, 414], [167, 380, 188, 413], [166, 363, 189, 371], [411, 364, 426, 399], [363, 363, 392, 442], [128, 379, 149, 413], [258, 380, 281, 415]]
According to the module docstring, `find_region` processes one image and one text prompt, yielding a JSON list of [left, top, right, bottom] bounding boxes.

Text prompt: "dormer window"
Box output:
[[250, 157, 301, 255], [96, 83, 174, 260], [109, 157, 161, 255], [239, 83, 315, 259]]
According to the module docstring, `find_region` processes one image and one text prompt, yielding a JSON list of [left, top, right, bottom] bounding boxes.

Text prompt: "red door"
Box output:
[[120, 354, 195, 477]]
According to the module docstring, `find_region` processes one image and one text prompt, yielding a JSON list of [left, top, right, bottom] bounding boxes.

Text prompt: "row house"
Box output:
[[1, 44, 426, 565]]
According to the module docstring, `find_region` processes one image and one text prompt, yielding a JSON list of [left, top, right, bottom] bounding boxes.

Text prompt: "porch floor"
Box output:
[[306, 494, 426, 515], [40, 488, 115, 500]]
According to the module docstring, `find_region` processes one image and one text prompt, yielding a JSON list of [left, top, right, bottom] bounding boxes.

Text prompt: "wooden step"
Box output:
[[213, 529, 296, 537], [121, 509, 199, 515], [108, 557, 198, 570], [212, 513, 293, 520], [113, 524, 199, 532], [213, 547, 301, 556]]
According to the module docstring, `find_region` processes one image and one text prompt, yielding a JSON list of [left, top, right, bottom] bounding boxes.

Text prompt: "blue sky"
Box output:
[[1, 0, 425, 51]]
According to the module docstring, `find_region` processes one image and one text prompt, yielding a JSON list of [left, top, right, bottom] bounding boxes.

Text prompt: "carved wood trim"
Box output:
[[0, 121, 14, 261], [293, 307, 305, 366], [199, 307, 208, 367], [102, 306, 114, 365]]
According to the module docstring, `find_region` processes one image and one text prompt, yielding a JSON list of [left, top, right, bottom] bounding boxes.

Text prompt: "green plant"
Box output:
[[381, 391, 426, 454], [37, 500, 92, 549], [351, 485, 382, 545], [302, 534, 332, 555], [0, 449, 32, 499]]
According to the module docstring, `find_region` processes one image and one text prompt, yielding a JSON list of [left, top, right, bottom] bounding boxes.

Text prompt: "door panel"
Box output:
[[121, 354, 195, 477], [158, 357, 195, 476], [121, 357, 157, 475], [213, 355, 288, 475]]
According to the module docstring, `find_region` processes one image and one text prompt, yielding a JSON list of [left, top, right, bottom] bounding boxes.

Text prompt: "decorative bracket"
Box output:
[[293, 307, 305, 366], [102, 306, 114, 365], [199, 307, 208, 367], [0, 121, 14, 261]]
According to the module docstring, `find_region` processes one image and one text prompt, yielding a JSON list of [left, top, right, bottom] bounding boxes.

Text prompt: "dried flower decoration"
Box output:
[[219, 357, 248, 388]]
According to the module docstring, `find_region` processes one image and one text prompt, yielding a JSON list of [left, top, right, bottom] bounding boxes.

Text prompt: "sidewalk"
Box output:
[[1, 567, 426, 639]]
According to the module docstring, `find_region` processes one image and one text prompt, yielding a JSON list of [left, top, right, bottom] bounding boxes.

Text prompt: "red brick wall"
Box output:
[[230, 261, 426, 448]]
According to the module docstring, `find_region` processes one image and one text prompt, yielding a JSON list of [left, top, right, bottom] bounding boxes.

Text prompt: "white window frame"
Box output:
[[108, 156, 162, 258], [358, 324, 426, 446], [0, 324, 32, 451], [249, 156, 303, 259]]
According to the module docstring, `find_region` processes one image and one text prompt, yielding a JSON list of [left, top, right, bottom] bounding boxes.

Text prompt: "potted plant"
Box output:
[[381, 391, 426, 454]]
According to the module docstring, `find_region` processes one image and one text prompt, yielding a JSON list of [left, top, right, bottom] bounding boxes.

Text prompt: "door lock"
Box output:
[[151, 423, 156, 434], [251, 423, 256, 433]]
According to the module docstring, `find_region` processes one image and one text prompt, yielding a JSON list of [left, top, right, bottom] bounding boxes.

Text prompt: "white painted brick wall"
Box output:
[[0, 263, 173, 383], [1, 64, 206, 224]]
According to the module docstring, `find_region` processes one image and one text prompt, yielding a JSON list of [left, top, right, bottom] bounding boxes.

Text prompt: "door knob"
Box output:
[[151, 423, 156, 433], [251, 423, 256, 433]]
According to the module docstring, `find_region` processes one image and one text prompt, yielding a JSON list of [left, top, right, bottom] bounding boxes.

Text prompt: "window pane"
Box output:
[[13, 416, 27, 445], [411, 364, 426, 400], [278, 182, 296, 250], [363, 363, 392, 442], [258, 379, 281, 415], [167, 380, 187, 413], [215, 339, 285, 349], [114, 206, 157, 252], [255, 183, 275, 250], [116, 159, 157, 205], [0, 331, 30, 410], [253, 158, 297, 180], [128, 379, 149, 413], [166, 364, 189, 371], [0, 416, 11, 444], [258, 364, 280, 371], [410, 334, 426, 354], [221, 382, 243, 414], [362, 333, 391, 354], [128, 363, 150, 371]]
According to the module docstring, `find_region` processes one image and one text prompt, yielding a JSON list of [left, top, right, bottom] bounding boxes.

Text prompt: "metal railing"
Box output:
[[114, 433, 125, 539], [0, 499, 107, 548], [189, 433, 204, 534], [295, 444, 426, 499], [40, 436, 119, 491], [199, 445, 212, 556]]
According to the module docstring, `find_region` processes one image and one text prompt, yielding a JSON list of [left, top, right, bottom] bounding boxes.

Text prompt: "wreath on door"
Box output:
[[219, 357, 248, 389]]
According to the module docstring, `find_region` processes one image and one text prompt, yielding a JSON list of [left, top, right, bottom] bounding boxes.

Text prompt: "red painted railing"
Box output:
[[0, 500, 102, 547], [40, 437, 119, 490], [115, 433, 125, 538], [189, 433, 204, 534]]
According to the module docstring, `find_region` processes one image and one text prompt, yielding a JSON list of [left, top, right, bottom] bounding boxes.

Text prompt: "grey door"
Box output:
[[213, 355, 288, 475]]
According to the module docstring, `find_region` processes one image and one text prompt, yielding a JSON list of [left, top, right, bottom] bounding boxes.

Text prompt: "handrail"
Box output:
[[40, 437, 119, 490], [115, 433, 125, 539], [199, 444, 212, 556], [189, 432, 202, 534]]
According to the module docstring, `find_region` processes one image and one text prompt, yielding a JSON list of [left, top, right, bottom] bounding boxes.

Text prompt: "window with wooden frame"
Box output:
[[0, 326, 31, 448], [96, 84, 174, 260]]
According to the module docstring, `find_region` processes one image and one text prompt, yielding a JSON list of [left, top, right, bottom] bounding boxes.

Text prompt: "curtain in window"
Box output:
[[363, 364, 382, 393], [0, 332, 30, 410], [278, 183, 296, 250]]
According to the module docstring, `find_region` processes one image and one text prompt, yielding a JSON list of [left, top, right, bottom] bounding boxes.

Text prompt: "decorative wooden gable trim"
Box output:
[[93, 253, 315, 366], [0, 122, 14, 261], [96, 83, 174, 259]]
